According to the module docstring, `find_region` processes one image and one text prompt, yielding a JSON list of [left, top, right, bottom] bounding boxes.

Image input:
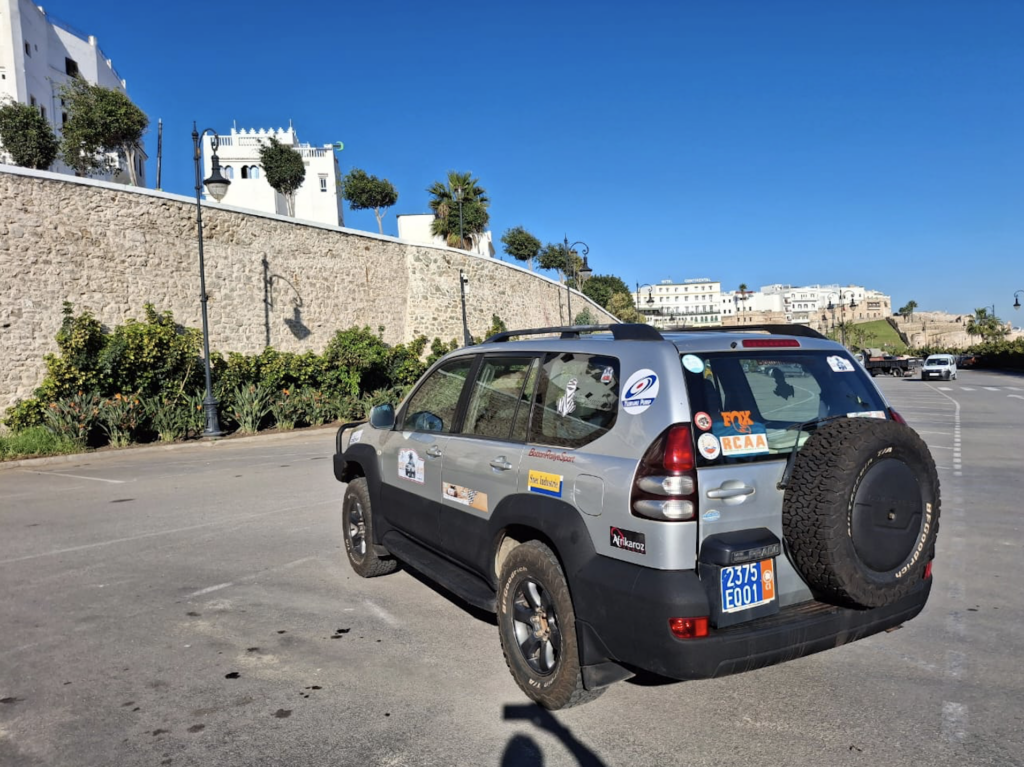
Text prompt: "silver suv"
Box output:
[[333, 324, 939, 709]]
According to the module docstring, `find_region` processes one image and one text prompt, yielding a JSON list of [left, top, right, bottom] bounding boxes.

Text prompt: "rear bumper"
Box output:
[[572, 556, 932, 681]]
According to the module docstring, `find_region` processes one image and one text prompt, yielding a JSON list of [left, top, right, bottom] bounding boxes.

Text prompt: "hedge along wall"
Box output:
[[0, 166, 615, 413]]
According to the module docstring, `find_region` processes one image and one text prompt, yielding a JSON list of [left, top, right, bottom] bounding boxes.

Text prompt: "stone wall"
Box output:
[[0, 166, 615, 412]]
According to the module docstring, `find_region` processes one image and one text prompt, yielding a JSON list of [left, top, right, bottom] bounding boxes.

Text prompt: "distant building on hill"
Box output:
[[200, 125, 344, 227], [0, 0, 146, 183]]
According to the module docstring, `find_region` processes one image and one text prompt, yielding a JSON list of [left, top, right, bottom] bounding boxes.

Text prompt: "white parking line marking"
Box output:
[[0, 500, 333, 566], [20, 470, 127, 484], [983, 387, 1001, 392], [1009, 395, 1024, 401], [942, 702, 968, 743], [188, 582, 233, 597], [364, 599, 400, 627], [929, 445, 953, 450], [959, 387, 975, 391], [1008, 386, 1022, 391], [938, 386, 953, 391]]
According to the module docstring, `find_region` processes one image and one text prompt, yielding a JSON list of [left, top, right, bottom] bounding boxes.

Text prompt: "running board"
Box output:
[[382, 531, 497, 613]]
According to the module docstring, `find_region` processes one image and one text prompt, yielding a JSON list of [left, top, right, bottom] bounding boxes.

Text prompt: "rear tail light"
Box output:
[[669, 616, 709, 639], [889, 408, 907, 425], [631, 424, 698, 521]]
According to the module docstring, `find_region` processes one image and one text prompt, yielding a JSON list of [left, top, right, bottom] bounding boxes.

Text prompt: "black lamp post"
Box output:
[[192, 123, 231, 437], [1014, 290, 1023, 311], [636, 283, 655, 323], [453, 186, 465, 251], [826, 289, 858, 347], [563, 237, 589, 324], [458, 269, 471, 346]]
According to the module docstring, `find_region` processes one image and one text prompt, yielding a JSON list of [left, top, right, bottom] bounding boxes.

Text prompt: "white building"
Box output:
[[396, 213, 496, 258], [200, 126, 344, 227], [0, 1, 145, 183], [636, 278, 722, 327]]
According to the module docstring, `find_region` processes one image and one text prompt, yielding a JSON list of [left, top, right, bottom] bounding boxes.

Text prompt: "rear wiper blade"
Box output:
[[777, 415, 847, 490]]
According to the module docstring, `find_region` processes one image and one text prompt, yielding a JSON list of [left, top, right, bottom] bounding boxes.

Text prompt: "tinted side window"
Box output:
[[462, 357, 536, 440], [530, 353, 619, 449], [400, 358, 473, 433]]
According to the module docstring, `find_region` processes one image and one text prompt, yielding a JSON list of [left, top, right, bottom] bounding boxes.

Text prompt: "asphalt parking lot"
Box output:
[[1, 369, 1022, 766]]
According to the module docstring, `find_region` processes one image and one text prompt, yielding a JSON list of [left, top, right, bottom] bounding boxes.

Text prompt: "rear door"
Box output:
[[380, 356, 474, 546]]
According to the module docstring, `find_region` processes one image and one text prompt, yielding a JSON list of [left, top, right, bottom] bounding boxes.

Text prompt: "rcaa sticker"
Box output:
[[621, 369, 660, 414], [698, 433, 721, 460]]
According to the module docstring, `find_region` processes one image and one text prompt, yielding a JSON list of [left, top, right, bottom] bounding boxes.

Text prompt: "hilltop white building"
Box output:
[[636, 278, 722, 327], [0, 0, 145, 183], [200, 126, 344, 227]]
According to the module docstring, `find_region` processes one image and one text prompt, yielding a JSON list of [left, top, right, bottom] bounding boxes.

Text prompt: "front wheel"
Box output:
[[342, 478, 397, 578], [497, 542, 604, 709]]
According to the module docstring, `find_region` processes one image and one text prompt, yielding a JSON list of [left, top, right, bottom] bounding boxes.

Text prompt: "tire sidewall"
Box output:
[[343, 479, 371, 574]]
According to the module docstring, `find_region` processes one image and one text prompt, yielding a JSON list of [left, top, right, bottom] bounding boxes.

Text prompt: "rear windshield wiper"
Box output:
[[777, 415, 848, 490]]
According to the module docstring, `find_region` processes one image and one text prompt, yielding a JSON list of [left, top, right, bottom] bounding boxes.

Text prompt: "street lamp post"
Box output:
[[453, 186, 465, 251], [635, 283, 655, 323], [458, 270, 471, 346], [563, 237, 589, 324], [1014, 290, 1023, 311], [826, 289, 858, 347], [192, 123, 231, 438]]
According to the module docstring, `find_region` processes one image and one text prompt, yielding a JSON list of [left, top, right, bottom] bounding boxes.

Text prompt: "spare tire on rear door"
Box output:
[[782, 418, 939, 608]]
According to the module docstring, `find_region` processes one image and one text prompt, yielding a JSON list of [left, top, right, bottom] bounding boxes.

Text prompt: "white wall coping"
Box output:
[[1, 164, 596, 304]]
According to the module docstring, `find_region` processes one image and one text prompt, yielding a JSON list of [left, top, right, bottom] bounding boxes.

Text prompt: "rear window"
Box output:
[[681, 351, 888, 466]]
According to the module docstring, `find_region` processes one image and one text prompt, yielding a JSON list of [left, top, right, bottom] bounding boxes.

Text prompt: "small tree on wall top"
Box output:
[[59, 78, 148, 184], [341, 168, 398, 234], [258, 136, 306, 216], [0, 98, 60, 169]]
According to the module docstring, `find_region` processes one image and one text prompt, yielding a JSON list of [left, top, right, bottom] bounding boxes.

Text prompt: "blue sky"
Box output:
[[40, 1, 1023, 318]]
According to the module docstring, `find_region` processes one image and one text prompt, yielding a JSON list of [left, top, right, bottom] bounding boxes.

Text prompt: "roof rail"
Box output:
[[661, 324, 828, 340], [484, 323, 664, 344]]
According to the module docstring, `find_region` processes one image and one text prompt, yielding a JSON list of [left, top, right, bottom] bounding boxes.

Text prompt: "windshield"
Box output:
[[681, 351, 889, 465], [926, 358, 949, 366]]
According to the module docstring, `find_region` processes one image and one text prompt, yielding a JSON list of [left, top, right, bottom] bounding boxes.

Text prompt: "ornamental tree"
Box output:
[[59, 78, 148, 184], [0, 99, 60, 169], [342, 168, 399, 233], [500, 226, 542, 270], [427, 171, 489, 249], [258, 136, 306, 216]]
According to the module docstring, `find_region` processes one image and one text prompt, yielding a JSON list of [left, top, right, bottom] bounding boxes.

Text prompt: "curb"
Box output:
[[0, 424, 340, 471]]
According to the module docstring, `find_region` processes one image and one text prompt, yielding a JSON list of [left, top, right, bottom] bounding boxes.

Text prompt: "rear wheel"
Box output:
[[342, 478, 397, 578], [497, 541, 604, 709]]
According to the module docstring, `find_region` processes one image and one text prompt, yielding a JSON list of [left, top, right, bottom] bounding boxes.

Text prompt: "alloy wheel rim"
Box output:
[[347, 499, 366, 560], [511, 577, 561, 675]]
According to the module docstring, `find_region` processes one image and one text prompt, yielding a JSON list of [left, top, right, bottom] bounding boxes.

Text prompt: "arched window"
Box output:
[[241, 166, 249, 179], [223, 165, 234, 179], [250, 166, 260, 179]]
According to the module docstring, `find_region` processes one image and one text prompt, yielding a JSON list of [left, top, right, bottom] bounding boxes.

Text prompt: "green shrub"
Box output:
[[38, 303, 106, 402], [3, 398, 46, 431], [97, 393, 145, 447], [43, 391, 102, 445], [225, 384, 273, 434], [0, 426, 82, 460], [145, 395, 191, 442], [269, 388, 303, 430]]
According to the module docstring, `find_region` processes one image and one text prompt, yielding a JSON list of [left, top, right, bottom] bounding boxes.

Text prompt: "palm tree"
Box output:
[[426, 171, 490, 250], [966, 307, 1006, 341], [737, 283, 751, 300]]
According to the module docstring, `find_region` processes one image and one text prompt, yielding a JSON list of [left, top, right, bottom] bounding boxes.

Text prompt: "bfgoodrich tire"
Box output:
[[497, 541, 604, 710], [342, 478, 397, 578], [783, 418, 939, 608]]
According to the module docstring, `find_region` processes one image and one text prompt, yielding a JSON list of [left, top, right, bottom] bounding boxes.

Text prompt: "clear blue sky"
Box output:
[[41, 1, 1024, 318]]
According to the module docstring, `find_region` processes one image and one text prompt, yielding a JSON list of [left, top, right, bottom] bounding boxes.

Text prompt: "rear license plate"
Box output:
[[720, 558, 776, 612]]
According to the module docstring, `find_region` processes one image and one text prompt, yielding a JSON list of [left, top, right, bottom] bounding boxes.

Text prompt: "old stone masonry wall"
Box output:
[[0, 166, 615, 412]]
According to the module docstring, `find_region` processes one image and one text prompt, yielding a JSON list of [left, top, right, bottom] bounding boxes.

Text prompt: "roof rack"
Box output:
[[661, 324, 828, 341], [484, 323, 664, 344]]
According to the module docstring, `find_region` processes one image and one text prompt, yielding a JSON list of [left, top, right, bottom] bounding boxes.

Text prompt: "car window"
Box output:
[[462, 357, 536, 440], [400, 357, 473, 433], [927, 358, 949, 366], [683, 352, 888, 465], [529, 353, 619, 449]]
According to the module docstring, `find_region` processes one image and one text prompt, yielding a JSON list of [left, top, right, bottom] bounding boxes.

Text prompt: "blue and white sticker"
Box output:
[[682, 354, 705, 374], [697, 432, 721, 460], [621, 369, 660, 414], [827, 355, 855, 373], [702, 509, 721, 522], [349, 429, 363, 446]]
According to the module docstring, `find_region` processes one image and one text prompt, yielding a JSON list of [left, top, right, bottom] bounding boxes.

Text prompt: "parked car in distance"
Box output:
[[921, 354, 957, 381]]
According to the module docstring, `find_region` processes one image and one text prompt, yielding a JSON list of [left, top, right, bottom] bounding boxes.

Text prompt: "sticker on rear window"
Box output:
[[848, 410, 886, 419], [600, 366, 614, 383], [698, 433, 721, 460], [694, 411, 713, 431], [682, 354, 705, 374], [720, 431, 769, 457], [827, 355, 855, 373], [621, 369, 659, 414], [557, 378, 578, 417]]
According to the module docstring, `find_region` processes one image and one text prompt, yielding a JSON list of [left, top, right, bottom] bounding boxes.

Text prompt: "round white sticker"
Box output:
[[621, 368, 660, 415], [694, 411, 713, 431], [698, 433, 721, 460], [682, 354, 705, 374]]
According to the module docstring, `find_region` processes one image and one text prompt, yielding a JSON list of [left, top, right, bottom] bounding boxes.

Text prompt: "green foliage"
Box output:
[[269, 388, 303, 430], [897, 300, 918, 319], [581, 274, 631, 310], [850, 320, 907, 353], [0, 98, 60, 169], [427, 171, 489, 249], [500, 227, 541, 269], [0, 426, 81, 461], [144, 395, 191, 442], [966, 308, 1008, 341], [606, 292, 643, 323], [3, 398, 46, 432], [38, 302, 106, 401], [258, 136, 305, 215], [342, 168, 399, 234], [573, 307, 596, 326], [226, 384, 273, 434], [537, 243, 583, 278], [43, 390, 102, 445], [474, 314, 509, 344], [59, 77, 148, 184], [98, 392, 144, 447]]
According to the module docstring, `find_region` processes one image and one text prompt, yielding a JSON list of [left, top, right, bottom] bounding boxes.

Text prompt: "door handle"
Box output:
[[489, 456, 513, 471], [426, 445, 443, 458], [706, 484, 755, 500]]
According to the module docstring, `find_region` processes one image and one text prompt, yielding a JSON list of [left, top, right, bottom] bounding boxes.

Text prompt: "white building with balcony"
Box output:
[[636, 278, 722, 327], [0, 0, 145, 183], [200, 126, 344, 227]]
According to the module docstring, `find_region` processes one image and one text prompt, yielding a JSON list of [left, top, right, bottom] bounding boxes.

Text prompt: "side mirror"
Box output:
[[369, 404, 395, 430]]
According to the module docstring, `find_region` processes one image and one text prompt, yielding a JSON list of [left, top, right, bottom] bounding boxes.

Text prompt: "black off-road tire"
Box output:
[[783, 418, 939, 608], [342, 478, 397, 578], [497, 541, 605, 710]]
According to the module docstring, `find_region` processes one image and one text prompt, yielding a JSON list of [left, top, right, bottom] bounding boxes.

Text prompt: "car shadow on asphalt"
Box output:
[[400, 565, 498, 626], [502, 704, 607, 767]]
